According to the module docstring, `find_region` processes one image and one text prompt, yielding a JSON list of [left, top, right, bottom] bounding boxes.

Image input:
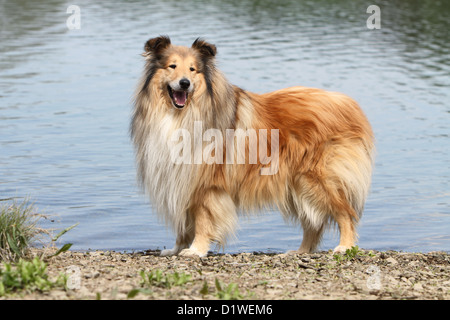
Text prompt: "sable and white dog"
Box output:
[[131, 36, 374, 257]]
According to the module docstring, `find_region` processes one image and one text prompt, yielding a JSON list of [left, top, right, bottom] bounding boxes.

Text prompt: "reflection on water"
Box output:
[[0, 0, 449, 253]]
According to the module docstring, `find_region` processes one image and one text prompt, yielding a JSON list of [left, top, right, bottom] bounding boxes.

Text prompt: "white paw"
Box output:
[[179, 247, 206, 258], [160, 248, 179, 256], [333, 245, 350, 254]]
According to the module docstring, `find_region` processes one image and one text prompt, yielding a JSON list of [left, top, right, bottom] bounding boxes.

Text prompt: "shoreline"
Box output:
[[2, 248, 449, 300]]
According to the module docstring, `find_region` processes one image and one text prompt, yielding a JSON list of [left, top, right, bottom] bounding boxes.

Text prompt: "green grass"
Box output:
[[0, 199, 78, 297], [127, 269, 193, 298], [0, 256, 66, 297], [333, 246, 375, 263], [214, 278, 244, 300], [0, 199, 77, 262], [199, 278, 251, 300], [0, 200, 47, 261], [127, 269, 254, 300], [139, 269, 192, 289]]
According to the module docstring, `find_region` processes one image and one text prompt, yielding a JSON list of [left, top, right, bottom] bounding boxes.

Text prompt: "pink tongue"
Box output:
[[174, 91, 187, 105]]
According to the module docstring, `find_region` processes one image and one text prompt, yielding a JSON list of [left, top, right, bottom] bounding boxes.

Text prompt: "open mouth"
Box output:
[[167, 85, 188, 109]]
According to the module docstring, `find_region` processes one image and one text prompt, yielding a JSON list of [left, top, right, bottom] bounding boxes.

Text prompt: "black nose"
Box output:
[[179, 78, 190, 90]]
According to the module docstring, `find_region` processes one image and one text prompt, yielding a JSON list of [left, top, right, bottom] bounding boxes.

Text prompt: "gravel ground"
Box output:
[[3, 248, 449, 300]]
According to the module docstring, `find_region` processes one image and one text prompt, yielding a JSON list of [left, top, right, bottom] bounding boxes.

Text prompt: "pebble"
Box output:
[[408, 260, 420, 267], [386, 257, 398, 265], [84, 271, 100, 279], [413, 283, 424, 291]]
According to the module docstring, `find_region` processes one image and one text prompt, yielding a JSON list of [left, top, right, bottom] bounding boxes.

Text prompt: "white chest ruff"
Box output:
[[141, 113, 198, 233]]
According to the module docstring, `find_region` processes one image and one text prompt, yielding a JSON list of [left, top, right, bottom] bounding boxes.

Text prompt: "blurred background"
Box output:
[[1, 0, 449, 253]]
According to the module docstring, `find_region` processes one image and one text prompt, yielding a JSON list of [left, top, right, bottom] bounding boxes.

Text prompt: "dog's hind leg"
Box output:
[[179, 188, 237, 257], [298, 223, 325, 253], [332, 205, 358, 253], [304, 176, 360, 254], [285, 196, 327, 254], [287, 171, 360, 254]]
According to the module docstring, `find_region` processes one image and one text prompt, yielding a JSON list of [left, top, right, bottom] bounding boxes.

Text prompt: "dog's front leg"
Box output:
[[178, 205, 213, 257], [179, 188, 237, 258], [160, 232, 192, 256]]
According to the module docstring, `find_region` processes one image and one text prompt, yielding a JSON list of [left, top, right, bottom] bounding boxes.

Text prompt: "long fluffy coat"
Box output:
[[131, 36, 375, 257]]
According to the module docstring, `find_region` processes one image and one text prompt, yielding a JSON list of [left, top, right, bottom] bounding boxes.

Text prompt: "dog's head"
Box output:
[[141, 36, 217, 110]]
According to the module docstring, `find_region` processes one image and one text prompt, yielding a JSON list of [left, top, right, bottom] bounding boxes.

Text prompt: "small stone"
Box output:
[[386, 257, 398, 265], [391, 270, 402, 278], [84, 271, 100, 279], [408, 260, 420, 267], [413, 283, 424, 291], [401, 277, 412, 285], [386, 275, 399, 286]]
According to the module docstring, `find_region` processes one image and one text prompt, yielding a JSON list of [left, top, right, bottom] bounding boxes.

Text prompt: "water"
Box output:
[[1, 0, 449, 253]]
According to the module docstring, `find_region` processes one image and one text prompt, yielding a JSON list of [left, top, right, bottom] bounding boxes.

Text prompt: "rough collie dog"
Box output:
[[131, 36, 374, 257]]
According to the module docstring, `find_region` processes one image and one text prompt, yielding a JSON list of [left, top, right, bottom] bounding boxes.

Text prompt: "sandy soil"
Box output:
[[2, 248, 449, 300]]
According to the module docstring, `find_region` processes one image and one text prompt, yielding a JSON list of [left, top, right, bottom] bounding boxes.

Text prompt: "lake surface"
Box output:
[[1, 0, 449, 253]]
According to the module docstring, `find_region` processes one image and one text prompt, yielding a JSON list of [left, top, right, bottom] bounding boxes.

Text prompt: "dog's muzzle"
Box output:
[[168, 78, 191, 109]]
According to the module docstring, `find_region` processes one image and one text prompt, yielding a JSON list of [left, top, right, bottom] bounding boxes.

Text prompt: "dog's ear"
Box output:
[[191, 38, 217, 59], [144, 35, 171, 57]]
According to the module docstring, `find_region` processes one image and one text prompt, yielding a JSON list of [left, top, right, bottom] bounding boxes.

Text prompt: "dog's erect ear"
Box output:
[[191, 38, 217, 59], [144, 35, 171, 57]]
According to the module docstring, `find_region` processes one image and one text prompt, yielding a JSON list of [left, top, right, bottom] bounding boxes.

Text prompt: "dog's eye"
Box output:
[[169, 64, 176, 69], [190, 67, 196, 72]]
